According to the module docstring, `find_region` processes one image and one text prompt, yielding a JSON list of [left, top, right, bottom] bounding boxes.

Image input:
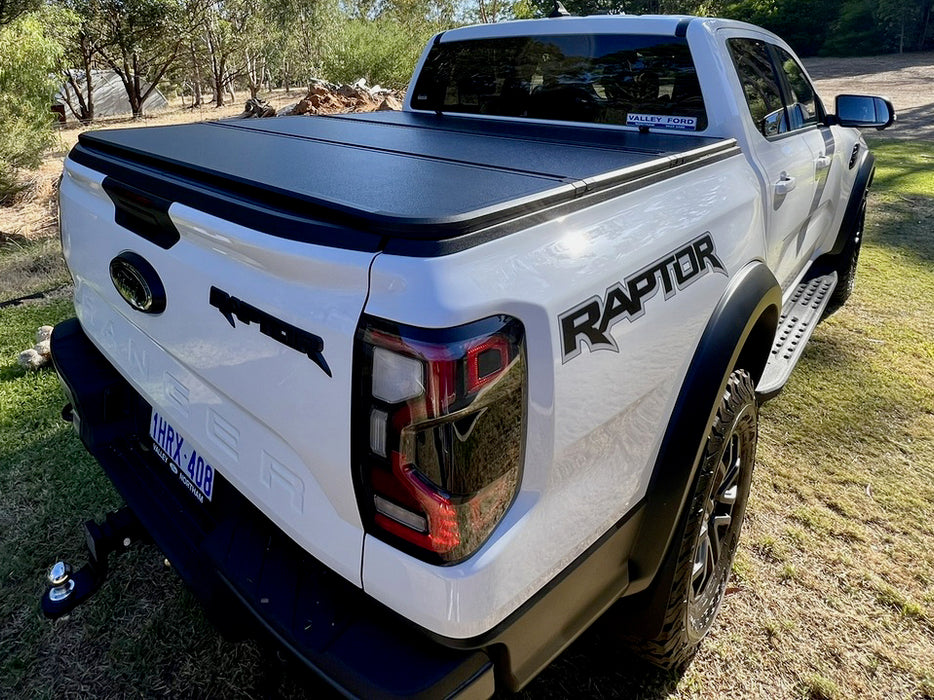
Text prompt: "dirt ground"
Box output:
[[807, 52, 934, 141]]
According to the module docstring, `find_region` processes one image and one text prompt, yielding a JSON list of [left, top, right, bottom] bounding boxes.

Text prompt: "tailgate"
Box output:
[[60, 157, 376, 586]]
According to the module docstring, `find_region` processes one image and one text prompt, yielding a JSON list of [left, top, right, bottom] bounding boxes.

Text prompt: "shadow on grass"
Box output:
[[864, 139, 934, 263], [883, 102, 934, 142]]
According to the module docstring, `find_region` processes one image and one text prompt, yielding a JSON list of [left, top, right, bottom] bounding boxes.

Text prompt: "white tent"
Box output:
[[56, 69, 168, 120]]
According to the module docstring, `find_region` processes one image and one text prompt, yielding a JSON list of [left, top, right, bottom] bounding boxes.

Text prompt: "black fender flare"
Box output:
[[830, 149, 875, 257], [618, 261, 781, 635]]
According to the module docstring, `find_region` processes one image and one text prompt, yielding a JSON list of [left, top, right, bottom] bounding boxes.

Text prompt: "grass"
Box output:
[[1, 139, 932, 698], [0, 235, 70, 304]]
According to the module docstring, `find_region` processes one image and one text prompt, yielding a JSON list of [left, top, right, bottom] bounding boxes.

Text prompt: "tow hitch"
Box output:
[[41, 505, 145, 618]]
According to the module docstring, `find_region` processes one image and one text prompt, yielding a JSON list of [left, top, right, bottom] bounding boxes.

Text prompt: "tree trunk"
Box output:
[[78, 34, 95, 122], [214, 74, 224, 107], [919, 1, 932, 52], [190, 42, 202, 107], [83, 43, 95, 122], [131, 54, 143, 117]]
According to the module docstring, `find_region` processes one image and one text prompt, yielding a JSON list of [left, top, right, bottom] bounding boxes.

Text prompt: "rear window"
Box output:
[[411, 34, 708, 131]]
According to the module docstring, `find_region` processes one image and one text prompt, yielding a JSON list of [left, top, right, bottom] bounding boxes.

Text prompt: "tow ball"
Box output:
[[41, 505, 145, 618]]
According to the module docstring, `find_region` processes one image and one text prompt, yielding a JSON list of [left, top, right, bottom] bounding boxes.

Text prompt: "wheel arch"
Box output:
[[829, 149, 875, 257], [615, 261, 781, 637]]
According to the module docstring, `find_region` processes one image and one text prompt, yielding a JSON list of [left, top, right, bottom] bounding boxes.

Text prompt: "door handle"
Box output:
[[815, 154, 832, 171], [775, 174, 797, 196]]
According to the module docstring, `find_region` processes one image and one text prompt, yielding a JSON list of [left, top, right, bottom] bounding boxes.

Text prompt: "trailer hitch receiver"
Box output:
[[40, 505, 145, 618]]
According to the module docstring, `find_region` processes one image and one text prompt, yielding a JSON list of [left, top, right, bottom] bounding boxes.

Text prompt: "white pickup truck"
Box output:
[[47, 13, 894, 698]]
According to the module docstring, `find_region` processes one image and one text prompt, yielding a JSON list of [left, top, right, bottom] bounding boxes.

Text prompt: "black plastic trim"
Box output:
[[675, 18, 692, 38], [830, 150, 874, 256], [614, 262, 781, 636], [102, 177, 180, 249], [419, 502, 644, 691], [72, 145, 386, 254]]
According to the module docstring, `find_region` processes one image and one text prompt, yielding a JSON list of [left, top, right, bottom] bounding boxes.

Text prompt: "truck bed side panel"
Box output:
[[360, 151, 765, 638]]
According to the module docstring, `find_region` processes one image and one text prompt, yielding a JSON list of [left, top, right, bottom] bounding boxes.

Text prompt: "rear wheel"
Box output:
[[631, 369, 758, 670]]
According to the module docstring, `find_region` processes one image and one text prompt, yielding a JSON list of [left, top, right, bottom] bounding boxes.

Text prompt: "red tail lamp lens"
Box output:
[[354, 315, 526, 565]]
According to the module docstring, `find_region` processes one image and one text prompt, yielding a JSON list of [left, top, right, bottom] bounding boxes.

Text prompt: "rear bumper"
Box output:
[[50, 317, 494, 700]]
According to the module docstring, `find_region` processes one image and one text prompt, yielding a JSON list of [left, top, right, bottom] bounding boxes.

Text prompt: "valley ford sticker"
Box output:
[[559, 232, 726, 362], [627, 113, 697, 131]]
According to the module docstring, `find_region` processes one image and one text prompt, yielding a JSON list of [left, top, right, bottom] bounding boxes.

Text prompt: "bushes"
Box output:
[[0, 11, 71, 202], [317, 17, 436, 88]]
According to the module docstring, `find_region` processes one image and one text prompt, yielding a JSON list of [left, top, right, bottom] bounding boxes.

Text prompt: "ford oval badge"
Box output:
[[109, 251, 166, 314]]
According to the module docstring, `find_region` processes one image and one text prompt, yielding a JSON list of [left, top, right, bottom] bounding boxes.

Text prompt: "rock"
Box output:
[[18, 348, 47, 370], [309, 77, 340, 93], [337, 83, 365, 100], [284, 81, 406, 118], [277, 102, 299, 117], [377, 95, 403, 111], [35, 339, 51, 357], [237, 98, 277, 119], [36, 325, 53, 343]]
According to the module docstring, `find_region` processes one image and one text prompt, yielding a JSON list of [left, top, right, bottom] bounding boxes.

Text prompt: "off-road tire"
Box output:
[[823, 202, 865, 318], [631, 369, 758, 671]]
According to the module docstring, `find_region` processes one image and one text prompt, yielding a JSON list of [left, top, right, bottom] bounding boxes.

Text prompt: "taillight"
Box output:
[[353, 315, 526, 565]]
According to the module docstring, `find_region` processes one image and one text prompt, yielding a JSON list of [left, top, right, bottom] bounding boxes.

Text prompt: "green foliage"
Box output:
[[0, 0, 40, 26], [527, 0, 723, 18], [820, 0, 885, 56], [0, 9, 73, 201], [820, 0, 931, 55], [95, 0, 185, 115], [723, 0, 845, 56], [317, 16, 434, 87]]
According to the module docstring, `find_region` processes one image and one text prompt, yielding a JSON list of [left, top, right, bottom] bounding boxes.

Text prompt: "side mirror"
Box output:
[[834, 94, 896, 130]]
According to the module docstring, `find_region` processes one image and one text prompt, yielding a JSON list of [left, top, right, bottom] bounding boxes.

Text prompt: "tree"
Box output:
[[96, 0, 184, 117], [526, 0, 723, 19], [875, 0, 933, 52], [0, 8, 73, 200], [0, 0, 40, 25], [51, 0, 103, 122], [200, 0, 240, 106]]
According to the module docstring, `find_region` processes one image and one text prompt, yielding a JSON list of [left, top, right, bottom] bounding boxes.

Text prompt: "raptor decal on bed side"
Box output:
[[559, 232, 727, 362]]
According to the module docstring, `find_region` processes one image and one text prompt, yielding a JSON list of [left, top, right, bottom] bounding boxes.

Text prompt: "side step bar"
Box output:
[[757, 271, 837, 400]]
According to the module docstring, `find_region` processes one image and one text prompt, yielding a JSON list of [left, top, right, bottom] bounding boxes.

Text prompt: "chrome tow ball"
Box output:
[[40, 505, 144, 619], [47, 561, 76, 602], [41, 557, 95, 618]]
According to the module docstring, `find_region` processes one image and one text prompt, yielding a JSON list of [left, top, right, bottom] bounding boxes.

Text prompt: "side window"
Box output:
[[775, 47, 820, 130], [727, 38, 787, 138]]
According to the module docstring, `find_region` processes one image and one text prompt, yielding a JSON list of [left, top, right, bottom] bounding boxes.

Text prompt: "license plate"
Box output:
[[150, 411, 216, 503]]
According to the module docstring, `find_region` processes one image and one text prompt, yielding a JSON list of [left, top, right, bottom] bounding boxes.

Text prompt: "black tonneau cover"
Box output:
[[70, 110, 736, 255]]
